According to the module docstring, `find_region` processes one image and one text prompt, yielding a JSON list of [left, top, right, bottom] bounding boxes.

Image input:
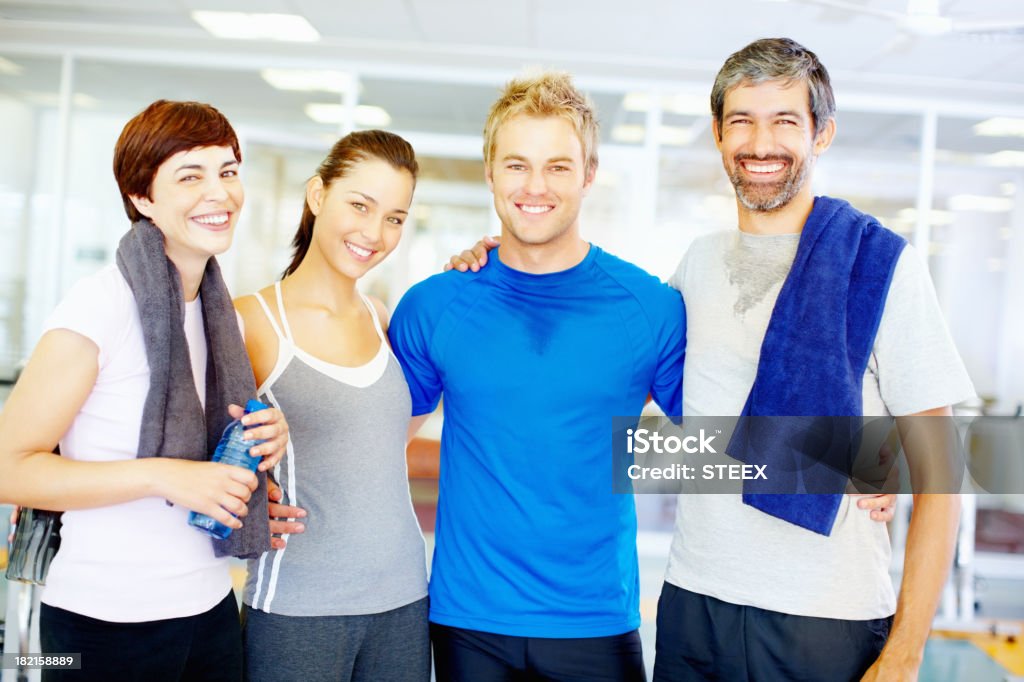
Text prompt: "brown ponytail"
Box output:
[[282, 130, 419, 278]]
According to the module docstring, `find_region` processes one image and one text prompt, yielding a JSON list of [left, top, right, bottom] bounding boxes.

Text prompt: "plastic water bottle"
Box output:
[[188, 399, 268, 539]]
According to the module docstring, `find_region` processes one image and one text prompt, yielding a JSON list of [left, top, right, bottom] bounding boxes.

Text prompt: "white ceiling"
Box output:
[[2, 0, 1024, 101], [0, 0, 1022, 164]]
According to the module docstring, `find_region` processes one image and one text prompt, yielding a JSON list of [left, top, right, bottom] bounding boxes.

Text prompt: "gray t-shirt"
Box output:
[[664, 230, 975, 620]]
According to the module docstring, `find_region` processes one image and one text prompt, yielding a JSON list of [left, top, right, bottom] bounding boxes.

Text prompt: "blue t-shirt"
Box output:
[[389, 244, 685, 637]]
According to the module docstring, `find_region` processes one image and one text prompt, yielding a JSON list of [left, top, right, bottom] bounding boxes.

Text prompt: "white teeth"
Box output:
[[745, 162, 784, 174], [520, 205, 552, 214], [346, 241, 373, 258], [194, 214, 228, 225]]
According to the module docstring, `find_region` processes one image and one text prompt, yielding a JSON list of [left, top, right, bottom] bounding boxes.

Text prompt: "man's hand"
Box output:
[[267, 478, 306, 550], [859, 647, 920, 681], [443, 235, 500, 272], [228, 403, 290, 473], [854, 493, 897, 523]]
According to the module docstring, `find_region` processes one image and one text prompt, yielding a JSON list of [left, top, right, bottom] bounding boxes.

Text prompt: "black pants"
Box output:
[[431, 622, 647, 681], [40, 591, 243, 682], [653, 582, 891, 682]]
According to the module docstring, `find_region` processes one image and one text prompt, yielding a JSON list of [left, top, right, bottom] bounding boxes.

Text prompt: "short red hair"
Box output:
[[113, 100, 241, 222]]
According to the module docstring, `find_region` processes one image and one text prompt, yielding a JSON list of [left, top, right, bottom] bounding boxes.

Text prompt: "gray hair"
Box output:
[[710, 38, 835, 136]]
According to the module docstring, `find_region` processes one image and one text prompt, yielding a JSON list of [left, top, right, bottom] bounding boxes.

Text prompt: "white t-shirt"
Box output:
[[40, 263, 231, 622], [664, 230, 975, 620]]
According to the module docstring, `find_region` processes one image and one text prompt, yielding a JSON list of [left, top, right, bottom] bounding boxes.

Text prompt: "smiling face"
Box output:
[[714, 79, 834, 214], [129, 145, 243, 268], [306, 157, 414, 281], [486, 114, 595, 251]]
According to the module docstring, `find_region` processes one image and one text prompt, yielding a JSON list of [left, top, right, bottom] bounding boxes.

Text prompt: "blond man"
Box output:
[[388, 72, 686, 680]]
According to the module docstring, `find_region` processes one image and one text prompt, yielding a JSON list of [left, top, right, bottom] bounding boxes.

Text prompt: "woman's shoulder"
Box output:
[[233, 285, 283, 387], [233, 286, 278, 331], [366, 294, 391, 333], [43, 264, 137, 365]]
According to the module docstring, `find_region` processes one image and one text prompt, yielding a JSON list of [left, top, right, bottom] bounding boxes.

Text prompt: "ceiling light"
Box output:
[[622, 92, 708, 117], [304, 103, 391, 127], [611, 125, 646, 143], [0, 57, 23, 76], [24, 92, 98, 108], [987, 258, 1005, 272], [657, 125, 694, 146], [73, 93, 97, 108], [1000, 182, 1016, 196], [611, 125, 696, 145], [984, 151, 1024, 167], [999, 227, 1012, 240], [594, 170, 620, 187], [897, 208, 953, 225], [881, 216, 913, 234], [191, 11, 319, 42], [948, 195, 1014, 212], [665, 94, 709, 117], [261, 69, 354, 94], [973, 117, 1024, 138], [623, 93, 653, 112]]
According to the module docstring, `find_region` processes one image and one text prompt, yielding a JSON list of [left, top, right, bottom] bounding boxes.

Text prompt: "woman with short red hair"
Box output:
[[0, 100, 289, 681]]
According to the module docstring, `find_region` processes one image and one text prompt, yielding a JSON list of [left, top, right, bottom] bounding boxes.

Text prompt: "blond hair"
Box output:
[[483, 70, 599, 175]]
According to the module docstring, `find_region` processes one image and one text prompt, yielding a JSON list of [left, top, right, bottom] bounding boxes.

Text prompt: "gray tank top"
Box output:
[[243, 282, 428, 616]]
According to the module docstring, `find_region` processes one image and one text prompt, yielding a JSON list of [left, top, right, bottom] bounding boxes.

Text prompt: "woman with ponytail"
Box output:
[[235, 130, 429, 682]]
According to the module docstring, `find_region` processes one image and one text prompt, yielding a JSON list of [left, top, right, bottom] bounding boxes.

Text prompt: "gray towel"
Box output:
[[116, 218, 271, 559]]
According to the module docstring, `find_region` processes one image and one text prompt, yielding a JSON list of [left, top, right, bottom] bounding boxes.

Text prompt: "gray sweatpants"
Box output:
[[242, 597, 430, 682]]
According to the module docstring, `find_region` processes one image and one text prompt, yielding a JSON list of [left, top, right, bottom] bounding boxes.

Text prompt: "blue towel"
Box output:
[[729, 196, 906, 535]]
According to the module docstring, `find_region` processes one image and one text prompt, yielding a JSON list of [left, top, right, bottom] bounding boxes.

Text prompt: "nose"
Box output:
[[359, 216, 385, 247], [524, 168, 547, 195], [203, 176, 229, 202], [751, 122, 775, 158]]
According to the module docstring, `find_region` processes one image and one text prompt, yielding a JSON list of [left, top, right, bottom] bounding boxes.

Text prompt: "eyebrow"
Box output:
[[174, 160, 238, 172], [349, 190, 408, 215], [501, 154, 576, 164], [725, 109, 806, 119]]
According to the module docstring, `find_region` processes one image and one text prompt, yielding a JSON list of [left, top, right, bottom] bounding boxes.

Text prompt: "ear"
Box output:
[[484, 162, 495, 192], [306, 176, 325, 216], [813, 117, 836, 155], [580, 161, 598, 198], [711, 119, 724, 152], [129, 195, 153, 219]]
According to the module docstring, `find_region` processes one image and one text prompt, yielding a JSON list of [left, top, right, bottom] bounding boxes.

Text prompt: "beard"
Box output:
[[728, 153, 811, 213]]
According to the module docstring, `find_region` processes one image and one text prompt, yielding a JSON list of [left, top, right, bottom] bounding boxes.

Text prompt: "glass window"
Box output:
[[0, 54, 63, 378]]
